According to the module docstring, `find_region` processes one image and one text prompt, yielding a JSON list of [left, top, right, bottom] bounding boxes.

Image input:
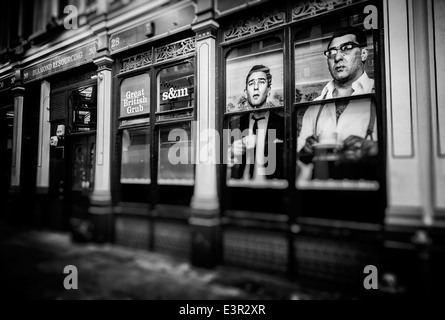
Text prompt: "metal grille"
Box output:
[[50, 91, 66, 121]]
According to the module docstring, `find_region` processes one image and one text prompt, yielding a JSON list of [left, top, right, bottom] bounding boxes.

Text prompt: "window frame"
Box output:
[[153, 57, 197, 191], [68, 84, 98, 133], [219, 28, 290, 215], [115, 37, 197, 207], [218, 0, 387, 223]]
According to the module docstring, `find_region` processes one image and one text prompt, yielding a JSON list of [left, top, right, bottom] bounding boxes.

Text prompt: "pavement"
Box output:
[[0, 220, 354, 300]]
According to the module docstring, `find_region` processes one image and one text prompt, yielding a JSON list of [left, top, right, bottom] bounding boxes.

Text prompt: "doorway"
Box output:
[[0, 106, 14, 200], [67, 133, 96, 225]]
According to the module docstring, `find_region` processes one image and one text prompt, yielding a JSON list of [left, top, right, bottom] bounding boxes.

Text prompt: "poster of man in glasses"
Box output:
[[296, 26, 379, 190]]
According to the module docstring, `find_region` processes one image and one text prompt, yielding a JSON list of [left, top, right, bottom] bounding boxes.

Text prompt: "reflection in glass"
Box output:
[[89, 143, 95, 189], [71, 137, 95, 191], [70, 86, 97, 132], [73, 144, 86, 190], [158, 60, 194, 120], [121, 128, 151, 184], [158, 123, 194, 185]]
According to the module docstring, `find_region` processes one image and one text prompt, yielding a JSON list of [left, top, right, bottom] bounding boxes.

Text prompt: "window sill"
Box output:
[[296, 179, 380, 191], [158, 178, 194, 186], [227, 179, 288, 190], [121, 178, 151, 185]]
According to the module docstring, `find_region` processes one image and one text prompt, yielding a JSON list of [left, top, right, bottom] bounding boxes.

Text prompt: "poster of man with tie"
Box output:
[[225, 62, 285, 187]]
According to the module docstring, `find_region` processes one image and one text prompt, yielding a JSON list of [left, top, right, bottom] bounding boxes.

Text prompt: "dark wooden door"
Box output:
[[67, 134, 96, 236], [0, 107, 14, 203], [49, 133, 96, 232], [68, 135, 96, 219]]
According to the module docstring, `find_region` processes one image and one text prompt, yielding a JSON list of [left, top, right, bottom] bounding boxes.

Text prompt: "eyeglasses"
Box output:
[[324, 42, 363, 58]]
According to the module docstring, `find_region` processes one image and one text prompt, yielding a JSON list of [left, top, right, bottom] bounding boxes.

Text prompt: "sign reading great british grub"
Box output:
[[22, 42, 98, 83], [120, 73, 150, 118]]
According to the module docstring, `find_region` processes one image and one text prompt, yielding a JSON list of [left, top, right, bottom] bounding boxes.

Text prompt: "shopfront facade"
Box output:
[[1, 0, 444, 297]]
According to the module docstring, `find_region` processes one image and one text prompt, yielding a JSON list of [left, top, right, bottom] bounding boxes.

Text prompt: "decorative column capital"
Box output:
[[192, 20, 220, 40], [93, 56, 114, 72], [11, 86, 25, 97]]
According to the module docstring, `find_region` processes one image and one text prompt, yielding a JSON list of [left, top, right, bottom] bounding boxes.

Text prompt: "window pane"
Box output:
[[296, 97, 379, 191], [226, 37, 284, 113], [226, 109, 287, 189], [120, 73, 150, 118], [158, 60, 195, 120], [72, 143, 87, 191], [225, 36, 286, 188], [89, 142, 95, 189], [6, 111, 14, 151], [158, 123, 194, 185], [294, 17, 375, 103], [69, 85, 97, 132], [294, 14, 380, 191], [121, 127, 151, 184]]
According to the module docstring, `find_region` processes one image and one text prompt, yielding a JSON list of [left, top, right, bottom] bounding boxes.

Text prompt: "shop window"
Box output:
[[157, 59, 194, 121], [158, 122, 194, 185], [69, 85, 97, 133], [224, 35, 287, 189], [71, 138, 95, 191], [119, 72, 151, 188], [120, 73, 150, 119], [121, 127, 151, 184], [117, 41, 196, 204], [294, 14, 379, 191], [220, 1, 384, 220], [156, 58, 196, 187]]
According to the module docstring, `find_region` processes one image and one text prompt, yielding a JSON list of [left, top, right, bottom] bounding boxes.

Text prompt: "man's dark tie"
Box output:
[[249, 115, 266, 179]]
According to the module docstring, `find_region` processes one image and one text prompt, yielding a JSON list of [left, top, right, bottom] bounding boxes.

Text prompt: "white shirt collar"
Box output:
[[318, 72, 375, 100]]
